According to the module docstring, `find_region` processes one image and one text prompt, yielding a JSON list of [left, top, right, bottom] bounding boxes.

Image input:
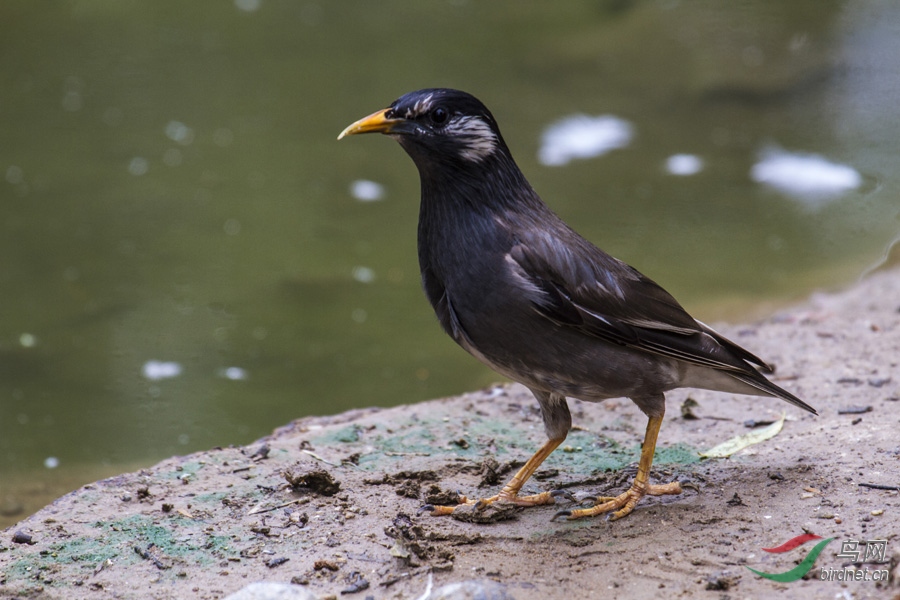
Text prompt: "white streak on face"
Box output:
[[449, 115, 497, 162], [405, 93, 434, 119]]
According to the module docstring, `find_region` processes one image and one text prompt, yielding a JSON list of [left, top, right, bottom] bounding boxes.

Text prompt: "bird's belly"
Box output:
[[449, 294, 682, 402]]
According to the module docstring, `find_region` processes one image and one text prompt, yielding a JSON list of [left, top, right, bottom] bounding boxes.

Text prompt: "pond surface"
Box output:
[[2, 1, 899, 523]]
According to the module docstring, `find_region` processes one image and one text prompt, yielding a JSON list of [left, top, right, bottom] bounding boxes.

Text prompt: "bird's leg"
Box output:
[[556, 413, 682, 521], [427, 436, 565, 516]]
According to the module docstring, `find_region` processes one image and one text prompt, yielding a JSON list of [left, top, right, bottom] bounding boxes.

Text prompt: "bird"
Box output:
[[337, 88, 816, 521]]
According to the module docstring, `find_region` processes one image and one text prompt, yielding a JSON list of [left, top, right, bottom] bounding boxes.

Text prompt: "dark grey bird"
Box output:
[[338, 88, 816, 520]]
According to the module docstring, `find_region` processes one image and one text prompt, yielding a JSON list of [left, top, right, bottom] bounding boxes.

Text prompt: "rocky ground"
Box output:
[[2, 268, 899, 600]]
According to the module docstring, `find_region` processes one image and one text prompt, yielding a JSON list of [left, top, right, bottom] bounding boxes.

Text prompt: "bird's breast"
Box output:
[[416, 214, 685, 401]]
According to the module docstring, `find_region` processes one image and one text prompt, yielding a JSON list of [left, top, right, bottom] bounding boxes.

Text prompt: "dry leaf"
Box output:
[[699, 413, 785, 459]]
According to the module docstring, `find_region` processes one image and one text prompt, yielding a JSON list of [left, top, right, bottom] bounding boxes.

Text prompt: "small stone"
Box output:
[[424, 580, 513, 600], [705, 570, 740, 591], [680, 398, 700, 420], [395, 480, 421, 499], [837, 405, 872, 414], [283, 467, 340, 496], [265, 557, 289, 568], [726, 493, 746, 506], [340, 571, 369, 594], [223, 582, 317, 600], [314, 559, 341, 571], [12, 530, 35, 545]]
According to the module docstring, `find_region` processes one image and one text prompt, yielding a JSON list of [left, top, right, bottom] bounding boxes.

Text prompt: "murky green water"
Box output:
[[2, 1, 899, 524]]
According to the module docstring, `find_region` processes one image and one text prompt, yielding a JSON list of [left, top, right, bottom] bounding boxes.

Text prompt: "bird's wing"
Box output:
[[507, 233, 816, 414], [507, 231, 771, 375]]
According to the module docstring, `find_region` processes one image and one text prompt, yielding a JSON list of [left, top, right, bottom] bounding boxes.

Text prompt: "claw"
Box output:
[[680, 480, 700, 494], [551, 509, 572, 522], [579, 495, 617, 507], [550, 489, 576, 503], [417, 504, 435, 516]]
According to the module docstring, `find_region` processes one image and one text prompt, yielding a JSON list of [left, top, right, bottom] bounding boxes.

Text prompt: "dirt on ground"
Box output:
[[2, 268, 900, 600]]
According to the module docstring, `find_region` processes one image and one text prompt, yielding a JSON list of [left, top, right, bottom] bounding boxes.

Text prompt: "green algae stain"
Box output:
[[313, 425, 362, 444], [194, 491, 229, 505], [537, 431, 626, 474], [4, 521, 148, 585], [542, 435, 700, 475], [308, 414, 700, 475], [0, 514, 242, 584], [84, 514, 233, 566], [93, 515, 179, 552], [654, 443, 701, 466]]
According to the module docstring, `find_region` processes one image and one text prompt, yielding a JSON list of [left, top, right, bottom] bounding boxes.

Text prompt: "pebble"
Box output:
[[12, 530, 35, 544], [421, 580, 513, 600], [223, 582, 316, 600]]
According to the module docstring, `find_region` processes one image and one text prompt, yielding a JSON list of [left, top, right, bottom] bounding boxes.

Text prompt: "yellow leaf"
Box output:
[[699, 412, 785, 458]]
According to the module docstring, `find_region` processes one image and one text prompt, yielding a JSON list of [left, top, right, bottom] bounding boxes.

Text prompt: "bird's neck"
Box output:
[[414, 153, 543, 279], [416, 152, 539, 219]]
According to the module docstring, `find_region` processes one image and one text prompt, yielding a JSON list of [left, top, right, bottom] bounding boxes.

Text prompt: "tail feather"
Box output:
[[731, 371, 817, 415]]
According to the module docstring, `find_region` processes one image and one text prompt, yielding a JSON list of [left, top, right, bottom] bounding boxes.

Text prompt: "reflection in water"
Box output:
[[351, 266, 376, 284], [751, 147, 862, 206], [141, 360, 183, 381], [664, 154, 704, 177], [218, 366, 249, 381], [1, 1, 900, 528], [349, 179, 386, 202], [538, 114, 634, 166]]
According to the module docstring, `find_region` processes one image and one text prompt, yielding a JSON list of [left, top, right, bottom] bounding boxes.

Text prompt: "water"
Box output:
[[2, 1, 899, 525]]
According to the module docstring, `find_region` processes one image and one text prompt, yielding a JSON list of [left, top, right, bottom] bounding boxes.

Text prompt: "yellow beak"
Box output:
[[337, 108, 404, 140]]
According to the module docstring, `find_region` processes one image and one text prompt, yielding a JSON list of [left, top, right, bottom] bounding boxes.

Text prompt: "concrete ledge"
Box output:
[[2, 269, 899, 599]]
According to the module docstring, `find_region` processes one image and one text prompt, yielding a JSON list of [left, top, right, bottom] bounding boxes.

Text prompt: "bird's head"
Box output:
[[338, 88, 508, 167]]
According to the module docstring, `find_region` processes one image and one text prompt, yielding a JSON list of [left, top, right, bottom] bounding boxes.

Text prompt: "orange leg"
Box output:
[[556, 414, 682, 521], [428, 436, 565, 515]]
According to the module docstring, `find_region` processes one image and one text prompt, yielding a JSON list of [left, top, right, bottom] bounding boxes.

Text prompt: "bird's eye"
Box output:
[[430, 107, 449, 125]]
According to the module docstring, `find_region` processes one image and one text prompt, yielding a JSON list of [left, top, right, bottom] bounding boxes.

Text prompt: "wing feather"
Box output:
[[507, 232, 772, 376]]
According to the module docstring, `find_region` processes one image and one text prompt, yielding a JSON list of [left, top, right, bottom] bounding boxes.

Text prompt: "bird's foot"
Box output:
[[423, 488, 566, 516], [553, 480, 682, 521]]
